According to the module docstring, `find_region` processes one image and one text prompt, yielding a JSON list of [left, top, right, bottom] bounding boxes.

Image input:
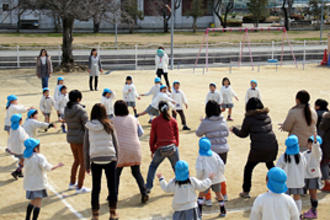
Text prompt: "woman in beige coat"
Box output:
[[280, 90, 317, 151], [36, 49, 53, 89]]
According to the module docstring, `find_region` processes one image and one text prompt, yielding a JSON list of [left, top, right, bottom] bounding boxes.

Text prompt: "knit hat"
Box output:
[[23, 138, 40, 158], [27, 109, 37, 119], [308, 135, 323, 145], [10, 114, 22, 130], [175, 160, 189, 181], [199, 137, 212, 157], [57, 77, 64, 81], [173, 80, 180, 86], [160, 85, 167, 91], [267, 167, 288, 194], [154, 77, 161, 83], [250, 80, 258, 86], [43, 87, 49, 93], [157, 49, 164, 57], [103, 88, 112, 94], [285, 135, 300, 155], [6, 94, 18, 108]]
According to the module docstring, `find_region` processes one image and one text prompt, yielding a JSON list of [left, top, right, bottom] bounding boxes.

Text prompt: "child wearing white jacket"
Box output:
[[276, 135, 306, 215], [53, 77, 64, 102], [23, 109, 54, 138], [171, 81, 190, 131], [4, 94, 29, 133], [157, 160, 213, 220], [23, 138, 63, 220], [302, 135, 323, 219], [206, 83, 222, 105], [39, 88, 55, 124], [55, 85, 68, 133], [123, 76, 140, 117], [101, 88, 116, 118], [245, 80, 261, 104], [220, 77, 239, 121], [196, 137, 226, 217]]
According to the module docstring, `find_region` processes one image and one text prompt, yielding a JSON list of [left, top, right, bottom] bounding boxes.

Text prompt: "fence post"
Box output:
[[271, 41, 274, 60], [58, 45, 61, 66], [303, 40, 306, 70], [16, 45, 20, 68], [229, 61, 232, 74], [239, 41, 242, 67], [135, 44, 138, 72]]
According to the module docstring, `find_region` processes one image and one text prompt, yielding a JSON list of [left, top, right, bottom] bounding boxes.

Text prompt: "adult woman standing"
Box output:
[[145, 101, 179, 193], [112, 100, 149, 204], [230, 98, 278, 198], [64, 90, 89, 194], [155, 47, 170, 88], [36, 49, 53, 88], [280, 90, 317, 152], [88, 48, 103, 91], [84, 104, 119, 220]]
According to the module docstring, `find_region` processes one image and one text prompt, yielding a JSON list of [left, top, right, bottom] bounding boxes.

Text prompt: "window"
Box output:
[[182, 0, 212, 16], [2, 4, 9, 11], [144, 0, 171, 16]]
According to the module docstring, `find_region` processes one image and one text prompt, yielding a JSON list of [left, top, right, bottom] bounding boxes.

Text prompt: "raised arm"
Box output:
[[232, 117, 250, 138]]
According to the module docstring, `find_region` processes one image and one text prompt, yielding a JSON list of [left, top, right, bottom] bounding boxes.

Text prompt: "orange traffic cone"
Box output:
[[321, 49, 328, 65]]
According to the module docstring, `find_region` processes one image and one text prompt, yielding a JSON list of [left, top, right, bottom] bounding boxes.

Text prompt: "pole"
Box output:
[[58, 45, 61, 66], [271, 41, 274, 60], [135, 44, 138, 73], [170, 0, 174, 70], [16, 45, 20, 68], [206, 31, 209, 72], [320, 0, 324, 43], [303, 40, 306, 70], [115, 22, 118, 48]]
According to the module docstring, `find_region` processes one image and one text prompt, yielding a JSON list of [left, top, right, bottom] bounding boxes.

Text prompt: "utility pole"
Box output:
[[170, 0, 174, 70], [320, 0, 324, 43]]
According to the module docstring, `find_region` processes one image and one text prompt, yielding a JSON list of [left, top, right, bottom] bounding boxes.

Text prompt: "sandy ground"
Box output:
[[0, 31, 327, 47], [0, 65, 329, 220]]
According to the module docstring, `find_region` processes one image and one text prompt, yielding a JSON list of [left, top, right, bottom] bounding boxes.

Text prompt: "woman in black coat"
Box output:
[[230, 98, 278, 198]]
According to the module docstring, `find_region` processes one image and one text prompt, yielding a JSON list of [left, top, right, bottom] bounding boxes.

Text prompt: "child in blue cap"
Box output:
[[157, 160, 213, 220], [23, 109, 55, 138], [4, 94, 29, 134], [39, 87, 55, 125], [101, 88, 116, 118], [250, 167, 300, 220], [23, 138, 63, 220], [55, 85, 68, 133], [276, 135, 306, 215], [302, 135, 323, 219], [195, 137, 226, 217], [53, 76, 64, 102], [245, 80, 261, 104], [7, 114, 29, 180]]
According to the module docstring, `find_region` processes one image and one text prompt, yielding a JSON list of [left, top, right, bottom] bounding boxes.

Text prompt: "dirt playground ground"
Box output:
[[0, 65, 329, 220]]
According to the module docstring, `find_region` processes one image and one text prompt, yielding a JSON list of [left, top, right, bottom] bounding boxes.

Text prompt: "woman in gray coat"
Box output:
[[88, 48, 103, 91]]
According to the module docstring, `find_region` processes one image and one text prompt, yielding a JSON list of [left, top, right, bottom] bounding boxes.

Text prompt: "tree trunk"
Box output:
[[163, 13, 169, 33], [93, 17, 100, 33], [53, 14, 61, 33], [193, 17, 197, 33], [62, 16, 75, 67], [282, 1, 289, 31], [16, 12, 21, 33]]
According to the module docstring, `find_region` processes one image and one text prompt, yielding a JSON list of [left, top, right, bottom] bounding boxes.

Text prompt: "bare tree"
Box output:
[[213, 0, 234, 29], [186, 0, 205, 33], [121, 0, 143, 33]]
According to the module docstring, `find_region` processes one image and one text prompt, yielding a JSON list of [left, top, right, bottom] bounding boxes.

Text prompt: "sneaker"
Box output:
[[76, 187, 91, 194], [219, 205, 226, 217], [11, 171, 18, 180], [141, 193, 149, 204], [303, 209, 317, 219], [227, 117, 233, 121], [239, 192, 251, 199], [17, 171, 24, 178], [204, 199, 212, 207], [68, 183, 77, 190], [182, 126, 191, 131], [223, 194, 229, 202]]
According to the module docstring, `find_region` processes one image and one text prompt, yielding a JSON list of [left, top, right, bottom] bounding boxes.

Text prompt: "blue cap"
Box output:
[[154, 77, 161, 83], [10, 113, 22, 130], [103, 88, 112, 94], [43, 87, 49, 93], [251, 80, 258, 85], [285, 135, 300, 155], [160, 85, 167, 91], [267, 167, 288, 194], [23, 138, 40, 158], [57, 77, 64, 81], [199, 137, 213, 157], [157, 49, 164, 57], [27, 109, 37, 118], [175, 160, 189, 181], [6, 94, 18, 108], [308, 135, 323, 145], [173, 80, 180, 86]]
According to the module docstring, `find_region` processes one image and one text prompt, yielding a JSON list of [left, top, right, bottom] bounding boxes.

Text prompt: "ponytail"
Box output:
[[296, 90, 312, 126], [304, 104, 312, 126], [159, 101, 170, 121]]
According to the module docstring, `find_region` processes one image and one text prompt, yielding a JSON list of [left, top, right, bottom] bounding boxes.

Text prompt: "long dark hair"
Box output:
[[206, 101, 220, 118], [91, 103, 113, 134], [159, 101, 170, 121], [90, 48, 97, 57], [114, 100, 129, 116], [39, 49, 48, 57], [284, 153, 300, 164], [246, 97, 264, 112], [296, 90, 312, 126], [67, 90, 82, 109], [175, 178, 191, 186]]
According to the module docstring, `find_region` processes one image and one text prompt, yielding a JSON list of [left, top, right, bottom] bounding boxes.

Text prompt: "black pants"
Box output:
[[116, 165, 146, 195], [172, 110, 187, 126], [91, 162, 117, 210], [218, 152, 228, 164], [156, 69, 170, 87], [242, 160, 274, 193], [89, 76, 98, 90]]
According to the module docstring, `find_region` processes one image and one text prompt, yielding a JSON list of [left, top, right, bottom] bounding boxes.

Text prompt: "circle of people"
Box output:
[[3, 47, 330, 220]]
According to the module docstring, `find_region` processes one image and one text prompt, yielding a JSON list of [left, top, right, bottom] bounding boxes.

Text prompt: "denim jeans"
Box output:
[[145, 146, 179, 190], [41, 76, 49, 88]]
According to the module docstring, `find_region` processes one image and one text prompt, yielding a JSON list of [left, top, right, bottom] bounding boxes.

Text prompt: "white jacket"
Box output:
[[205, 91, 222, 105], [171, 89, 188, 110], [40, 95, 55, 114], [155, 54, 169, 73], [143, 84, 161, 101], [5, 104, 28, 126], [250, 191, 300, 220], [159, 177, 212, 211], [276, 152, 306, 189], [24, 153, 52, 191], [7, 126, 29, 155], [196, 152, 225, 184], [245, 87, 261, 103], [123, 84, 138, 102], [151, 92, 175, 109], [303, 143, 322, 179], [220, 86, 237, 104], [55, 94, 68, 114], [23, 119, 49, 138], [101, 95, 115, 116], [53, 85, 62, 102]]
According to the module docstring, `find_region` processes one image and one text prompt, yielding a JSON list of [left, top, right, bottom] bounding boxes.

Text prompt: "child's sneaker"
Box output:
[[61, 124, 67, 133], [182, 125, 191, 131], [239, 192, 251, 198], [303, 209, 317, 219], [219, 205, 226, 217], [227, 116, 233, 121], [204, 199, 212, 207], [76, 187, 91, 194], [68, 183, 77, 190], [17, 170, 24, 178], [11, 171, 18, 180], [223, 194, 229, 202]]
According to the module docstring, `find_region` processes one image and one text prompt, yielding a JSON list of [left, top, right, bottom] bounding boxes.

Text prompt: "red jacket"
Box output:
[[149, 116, 179, 153]]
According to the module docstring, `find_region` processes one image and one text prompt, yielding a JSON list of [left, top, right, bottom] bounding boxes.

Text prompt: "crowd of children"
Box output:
[[3, 71, 330, 220]]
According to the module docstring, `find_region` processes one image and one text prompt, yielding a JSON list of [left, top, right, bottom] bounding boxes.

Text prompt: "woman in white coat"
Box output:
[[88, 48, 103, 91], [155, 47, 170, 88]]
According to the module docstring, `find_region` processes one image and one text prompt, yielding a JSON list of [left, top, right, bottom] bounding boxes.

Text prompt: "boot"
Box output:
[[110, 208, 119, 220], [92, 210, 99, 220]]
